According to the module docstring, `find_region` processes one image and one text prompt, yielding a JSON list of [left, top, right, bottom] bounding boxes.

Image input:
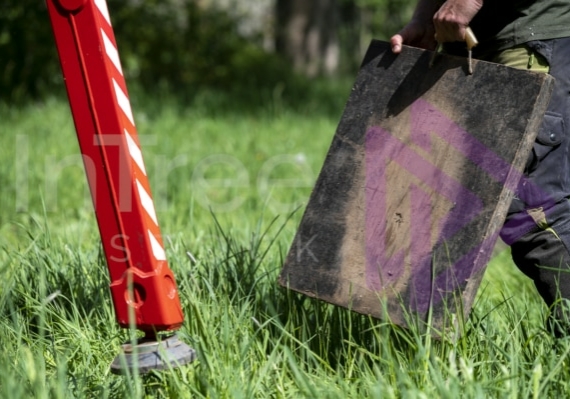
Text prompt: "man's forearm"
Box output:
[[410, 0, 441, 26]]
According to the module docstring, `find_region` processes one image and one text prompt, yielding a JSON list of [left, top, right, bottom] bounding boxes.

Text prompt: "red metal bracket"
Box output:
[[46, 0, 185, 333]]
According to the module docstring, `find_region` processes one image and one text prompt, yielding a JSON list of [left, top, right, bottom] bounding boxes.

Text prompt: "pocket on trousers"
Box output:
[[526, 112, 565, 172]]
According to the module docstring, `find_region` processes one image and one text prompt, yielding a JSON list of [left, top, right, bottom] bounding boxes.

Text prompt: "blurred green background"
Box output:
[[0, 0, 415, 104]]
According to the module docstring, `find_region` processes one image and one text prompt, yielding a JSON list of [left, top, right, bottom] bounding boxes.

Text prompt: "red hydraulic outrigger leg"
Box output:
[[46, 0, 195, 373]]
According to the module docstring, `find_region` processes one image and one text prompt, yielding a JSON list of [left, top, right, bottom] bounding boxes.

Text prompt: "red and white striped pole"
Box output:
[[46, 0, 195, 373]]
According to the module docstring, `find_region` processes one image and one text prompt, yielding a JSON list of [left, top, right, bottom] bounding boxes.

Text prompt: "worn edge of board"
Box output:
[[458, 70, 555, 327]]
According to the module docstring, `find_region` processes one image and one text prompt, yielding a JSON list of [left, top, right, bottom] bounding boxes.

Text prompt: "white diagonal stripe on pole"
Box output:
[[148, 230, 167, 261], [101, 28, 123, 76], [112, 78, 135, 126], [125, 129, 147, 175], [136, 179, 158, 226], [93, 0, 111, 26]]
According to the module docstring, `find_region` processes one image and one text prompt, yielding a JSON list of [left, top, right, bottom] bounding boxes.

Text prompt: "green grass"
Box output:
[[1, 90, 569, 398]]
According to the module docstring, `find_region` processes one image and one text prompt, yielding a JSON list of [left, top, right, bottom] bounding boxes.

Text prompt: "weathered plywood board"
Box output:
[[278, 40, 554, 335]]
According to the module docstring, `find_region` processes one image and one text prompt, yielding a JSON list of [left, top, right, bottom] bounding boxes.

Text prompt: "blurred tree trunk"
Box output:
[[275, 0, 341, 77]]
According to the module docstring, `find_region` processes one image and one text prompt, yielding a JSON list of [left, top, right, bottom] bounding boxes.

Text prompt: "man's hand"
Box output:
[[433, 0, 483, 43], [390, 0, 439, 53], [391, 20, 437, 54], [391, 0, 483, 54]]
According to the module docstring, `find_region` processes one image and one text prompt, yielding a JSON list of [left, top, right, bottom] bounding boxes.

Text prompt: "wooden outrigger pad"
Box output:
[[279, 40, 554, 335]]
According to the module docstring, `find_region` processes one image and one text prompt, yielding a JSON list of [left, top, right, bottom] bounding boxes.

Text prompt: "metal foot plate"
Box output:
[[111, 334, 196, 374]]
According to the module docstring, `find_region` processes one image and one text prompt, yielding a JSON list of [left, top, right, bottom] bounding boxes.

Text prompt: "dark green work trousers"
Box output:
[[498, 37, 570, 334]]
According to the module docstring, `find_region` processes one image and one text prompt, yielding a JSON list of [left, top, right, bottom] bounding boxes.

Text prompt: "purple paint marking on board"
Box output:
[[412, 100, 554, 217], [364, 99, 516, 312], [365, 125, 483, 292]]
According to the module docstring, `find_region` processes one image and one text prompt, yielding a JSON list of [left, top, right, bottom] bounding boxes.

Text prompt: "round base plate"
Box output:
[[110, 334, 196, 374]]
